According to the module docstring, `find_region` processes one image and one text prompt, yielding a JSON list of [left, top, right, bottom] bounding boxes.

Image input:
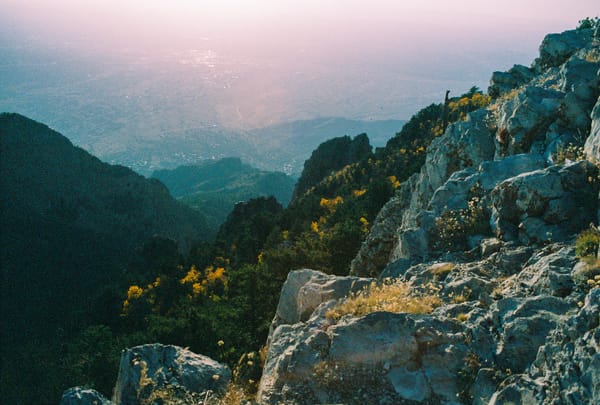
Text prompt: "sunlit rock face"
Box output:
[[113, 344, 231, 405]]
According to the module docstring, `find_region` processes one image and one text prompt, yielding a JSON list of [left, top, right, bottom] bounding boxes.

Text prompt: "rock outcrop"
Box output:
[[271, 268, 373, 332], [61, 345, 231, 405], [260, 247, 598, 403], [584, 95, 600, 162], [260, 26, 600, 405], [490, 160, 599, 244], [351, 26, 599, 277], [113, 344, 231, 405]]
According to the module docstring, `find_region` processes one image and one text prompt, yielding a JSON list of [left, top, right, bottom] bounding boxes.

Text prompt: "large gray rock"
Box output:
[[535, 29, 593, 69], [495, 86, 564, 156], [388, 109, 495, 261], [492, 295, 573, 373], [478, 154, 547, 191], [556, 55, 600, 134], [422, 109, 495, 197], [259, 311, 475, 405], [501, 244, 578, 298], [113, 344, 231, 405], [584, 95, 600, 162], [60, 387, 112, 405], [271, 269, 373, 332], [428, 154, 546, 216], [529, 288, 600, 403], [490, 160, 599, 244], [489, 288, 600, 404], [488, 64, 535, 98]]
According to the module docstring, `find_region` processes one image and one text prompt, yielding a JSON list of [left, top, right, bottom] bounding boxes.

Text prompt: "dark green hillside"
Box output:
[[152, 157, 295, 232], [0, 113, 208, 403]]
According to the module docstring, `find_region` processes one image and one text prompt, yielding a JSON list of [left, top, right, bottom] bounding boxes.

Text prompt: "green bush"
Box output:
[[577, 17, 599, 30], [575, 227, 600, 257]]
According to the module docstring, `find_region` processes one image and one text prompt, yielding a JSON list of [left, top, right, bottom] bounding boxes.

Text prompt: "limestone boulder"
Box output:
[[113, 344, 231, 405], [495, 86, 564, 156], [271, 269, 373, 332], [584, 95, 600, 163], [492, 295, 573, 373], [259, 311, 477, 405], [488, 64, 535, 98], [504, 244, 578, 298], [556, 55, 600, 133], [422, 109, 495, 197], [427, 154, 546, 218], [527, 288, 600, 403], [489, 288, 600, 404], [490, 160, 599, 244]]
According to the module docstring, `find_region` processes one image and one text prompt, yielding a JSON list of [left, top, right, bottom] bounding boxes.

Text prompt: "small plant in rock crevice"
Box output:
[[456, 351, 482, 403], [575, 225, 600, 258], [553, 143, 586, 164], [431, 194, 489, 253]]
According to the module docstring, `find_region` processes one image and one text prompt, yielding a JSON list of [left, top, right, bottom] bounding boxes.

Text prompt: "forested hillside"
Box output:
[[152, 157, 295, 233], [0, 113, 208, 403]]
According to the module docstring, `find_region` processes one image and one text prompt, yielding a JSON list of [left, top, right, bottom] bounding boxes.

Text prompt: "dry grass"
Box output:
[[455, 313, 470, 323], [553, 144, 585, 164], [585, 48, 600, 63], [429, 262, 455, 277], [215, 383, 251, 405], [326, 281, 441, 320]]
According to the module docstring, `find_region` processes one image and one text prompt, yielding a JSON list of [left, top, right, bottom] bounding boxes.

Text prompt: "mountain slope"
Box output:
[[0, 113, 208, 403], [152, 157, 295, 231]]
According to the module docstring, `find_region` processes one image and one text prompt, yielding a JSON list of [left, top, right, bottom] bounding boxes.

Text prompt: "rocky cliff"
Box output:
[[258, 26, 600, 404]]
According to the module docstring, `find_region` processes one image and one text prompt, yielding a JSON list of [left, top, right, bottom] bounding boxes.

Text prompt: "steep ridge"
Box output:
[[258, 25, 600, 404]]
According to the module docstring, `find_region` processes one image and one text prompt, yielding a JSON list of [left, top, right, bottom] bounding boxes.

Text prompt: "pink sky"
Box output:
[[3, 0, 598, 54]]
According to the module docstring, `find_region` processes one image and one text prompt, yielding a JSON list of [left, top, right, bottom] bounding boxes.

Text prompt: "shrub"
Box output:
[[455, 313, 470, 323], [326, 280, 441, 320], [428, 262, 455, 278], [575, 226, 600, 258]]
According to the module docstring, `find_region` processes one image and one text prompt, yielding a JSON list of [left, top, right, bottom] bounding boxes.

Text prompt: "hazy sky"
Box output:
[[3, 0, 598, 53], [1, 0, 599, 131]]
